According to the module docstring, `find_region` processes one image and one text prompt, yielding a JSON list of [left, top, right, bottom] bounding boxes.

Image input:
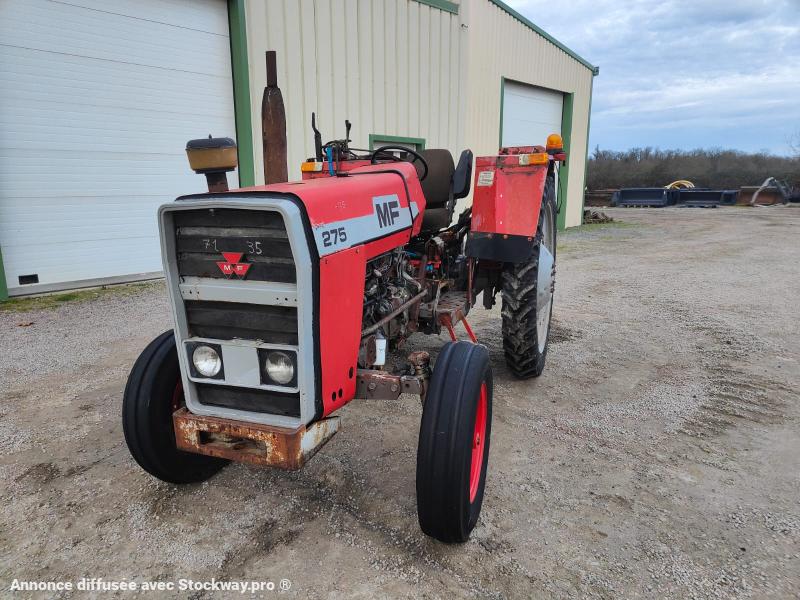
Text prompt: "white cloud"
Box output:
[[504, 0, 800, 154]]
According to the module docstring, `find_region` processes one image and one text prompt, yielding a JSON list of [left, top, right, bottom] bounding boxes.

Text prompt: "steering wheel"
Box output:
[[370, 145, 429, 181]]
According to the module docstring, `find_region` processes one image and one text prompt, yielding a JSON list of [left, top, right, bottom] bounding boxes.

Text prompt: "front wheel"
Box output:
[[122, 330, 228, 484], [416, 341, 493, 543]]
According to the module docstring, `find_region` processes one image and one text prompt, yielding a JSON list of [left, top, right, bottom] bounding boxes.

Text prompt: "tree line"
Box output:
[[586, 147, 800, 191]]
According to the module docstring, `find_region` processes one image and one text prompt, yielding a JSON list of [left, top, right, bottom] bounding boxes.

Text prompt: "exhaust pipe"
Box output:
[[262, 50, 288, 184]]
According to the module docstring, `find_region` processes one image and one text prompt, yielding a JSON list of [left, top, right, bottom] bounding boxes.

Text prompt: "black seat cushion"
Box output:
[[416, 149, 455, 209], [420, 207, 452, 233]]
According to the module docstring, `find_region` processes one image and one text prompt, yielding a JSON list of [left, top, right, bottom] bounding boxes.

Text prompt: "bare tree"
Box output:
[[789, 131, 800, 157], [587, 148, 800, 191]]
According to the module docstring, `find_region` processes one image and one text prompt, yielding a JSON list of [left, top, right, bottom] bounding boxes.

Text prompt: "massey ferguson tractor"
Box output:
[[123, 113, 564, 543]]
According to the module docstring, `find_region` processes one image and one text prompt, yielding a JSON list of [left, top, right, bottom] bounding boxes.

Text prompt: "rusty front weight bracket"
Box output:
[[173, 408, 339, 470]]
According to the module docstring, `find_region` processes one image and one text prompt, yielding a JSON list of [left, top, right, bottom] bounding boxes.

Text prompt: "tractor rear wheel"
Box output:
[[416, 341, 493, 543], [501, 172, 557, 378], [123, 330, 228, 484]]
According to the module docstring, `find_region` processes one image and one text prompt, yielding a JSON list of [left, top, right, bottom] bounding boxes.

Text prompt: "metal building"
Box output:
[[0, 0, 596, 299]]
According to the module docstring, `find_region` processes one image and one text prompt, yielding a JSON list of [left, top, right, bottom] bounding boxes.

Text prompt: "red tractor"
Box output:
[[123, 117, 564, 543]]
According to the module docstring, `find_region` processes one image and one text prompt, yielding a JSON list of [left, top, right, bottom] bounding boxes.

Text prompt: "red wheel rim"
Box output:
[[469, 382, 488, 503]]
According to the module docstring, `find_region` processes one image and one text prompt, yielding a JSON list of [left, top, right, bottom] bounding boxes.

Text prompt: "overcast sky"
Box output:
[[505, 0, 800, 155]]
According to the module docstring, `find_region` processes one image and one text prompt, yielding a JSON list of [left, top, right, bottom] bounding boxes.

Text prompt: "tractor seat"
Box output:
[[415, 148, 473, 233], [417, 149, 455, 209]]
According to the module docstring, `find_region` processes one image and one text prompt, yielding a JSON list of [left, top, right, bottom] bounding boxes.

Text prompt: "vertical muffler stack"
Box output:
[[262, 50, 288, 184]]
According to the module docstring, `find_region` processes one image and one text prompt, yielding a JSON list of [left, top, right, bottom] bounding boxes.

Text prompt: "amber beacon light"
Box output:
[[546, 133, 564, 154]]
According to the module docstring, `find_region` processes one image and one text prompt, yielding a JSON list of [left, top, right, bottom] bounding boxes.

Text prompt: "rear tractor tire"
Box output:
[[122, 330, 228, 484], [501, 172, 557, 379], [416, 341, 493, 543]]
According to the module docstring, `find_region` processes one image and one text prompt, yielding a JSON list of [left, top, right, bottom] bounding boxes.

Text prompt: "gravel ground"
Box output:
[[1, 207, 798, 599]]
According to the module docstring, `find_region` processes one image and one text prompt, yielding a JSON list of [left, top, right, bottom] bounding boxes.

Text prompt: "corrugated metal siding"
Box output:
[[244, 0, 464, 183], [243, 0, 592, 227], [0, 0, 235, 293], [460, 0, 593, 227]]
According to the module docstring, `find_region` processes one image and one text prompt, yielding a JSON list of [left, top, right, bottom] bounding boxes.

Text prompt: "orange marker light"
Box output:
[[531, 152, 549, 164], [301, 161, 323, 172], [518, 153, 549, 165]]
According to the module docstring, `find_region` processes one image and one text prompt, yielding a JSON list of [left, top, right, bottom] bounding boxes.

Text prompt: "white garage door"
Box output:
[[501, 80, 563, 148], [0, 0, 236, 295]]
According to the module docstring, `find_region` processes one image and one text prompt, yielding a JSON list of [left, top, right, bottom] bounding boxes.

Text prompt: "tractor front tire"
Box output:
[[501, 172, 557, 379], [416, 341, 493, 543], [123, 330, 228, 484]]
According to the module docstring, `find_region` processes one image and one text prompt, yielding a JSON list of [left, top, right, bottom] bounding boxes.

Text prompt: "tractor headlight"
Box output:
[[264, 351, 295, 385], [192, 345, 222, 377]]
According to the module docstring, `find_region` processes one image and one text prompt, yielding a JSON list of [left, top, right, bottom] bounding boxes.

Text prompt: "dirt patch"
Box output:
[[15, 462, 61, 485]]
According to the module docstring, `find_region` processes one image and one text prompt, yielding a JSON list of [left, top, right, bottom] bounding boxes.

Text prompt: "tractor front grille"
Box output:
[[174, 208, 295, 283], [185, 300, 298, 345], [161, 198, 316, 426], [195, 384, 300, 418]]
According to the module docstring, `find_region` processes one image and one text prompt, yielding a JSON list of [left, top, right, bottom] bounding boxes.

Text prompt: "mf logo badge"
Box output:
[[374, 194, 401, 228], [216, 252, 251, 278]]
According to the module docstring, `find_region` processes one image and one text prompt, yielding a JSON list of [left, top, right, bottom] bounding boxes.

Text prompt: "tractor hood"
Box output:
[[222, 162, 427, 260]]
